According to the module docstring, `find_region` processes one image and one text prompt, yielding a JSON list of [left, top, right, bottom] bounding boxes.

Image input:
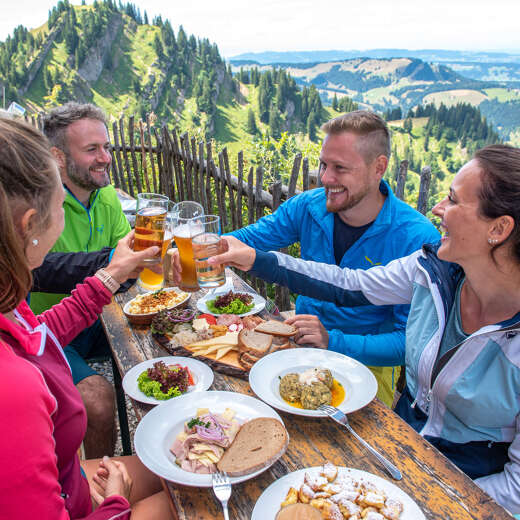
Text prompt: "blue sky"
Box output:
[[1, 0, 519, 57]]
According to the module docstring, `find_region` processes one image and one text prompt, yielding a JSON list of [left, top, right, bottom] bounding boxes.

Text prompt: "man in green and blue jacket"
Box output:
[[30, 103, 130, 458]]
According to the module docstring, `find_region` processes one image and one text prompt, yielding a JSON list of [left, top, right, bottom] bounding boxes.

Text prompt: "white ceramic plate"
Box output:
[[123, 287, 191, 316], [249, 348, 377, 417], [196, 290, 265, 317], [251, 466, 425, 519], [134, 390, 287, 486], [122, 356, 214, 405]]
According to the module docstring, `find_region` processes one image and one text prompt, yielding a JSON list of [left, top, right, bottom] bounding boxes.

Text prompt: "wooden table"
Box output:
[[101, 271, 513, 520]]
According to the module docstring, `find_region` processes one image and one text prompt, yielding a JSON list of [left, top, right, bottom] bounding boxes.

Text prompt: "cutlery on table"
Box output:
[[318, 404, 402, 481], [212, 470, 232, 519]]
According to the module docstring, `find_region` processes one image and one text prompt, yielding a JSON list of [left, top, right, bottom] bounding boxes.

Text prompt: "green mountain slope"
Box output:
[[0, 1, 504, 208]]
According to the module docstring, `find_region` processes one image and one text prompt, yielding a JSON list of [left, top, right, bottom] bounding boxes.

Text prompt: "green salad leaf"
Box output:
[[137, 371, 182, 400], [206, 297, 254, 315]]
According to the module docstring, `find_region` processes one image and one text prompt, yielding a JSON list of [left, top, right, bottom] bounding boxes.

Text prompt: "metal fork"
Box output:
[[212, 470, 232, 519], [318, 404, 402, 481]]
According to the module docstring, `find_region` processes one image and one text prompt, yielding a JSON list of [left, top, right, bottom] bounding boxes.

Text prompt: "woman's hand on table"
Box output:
[[207, 236, 256, 271], [90, 456, 133, 505], [105, 230, 161, 283]]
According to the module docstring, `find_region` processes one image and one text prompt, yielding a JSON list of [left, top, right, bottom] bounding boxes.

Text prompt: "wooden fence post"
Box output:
[[395, 159, 408, 201], [138, 120, 151, 192], [128, 115, 142, 194], [236, 151, 244, 229], [416, 166, 432, 215], [146, 114, 158, 193], [118, 116, 134, 197], [302, 157, 310, 192]]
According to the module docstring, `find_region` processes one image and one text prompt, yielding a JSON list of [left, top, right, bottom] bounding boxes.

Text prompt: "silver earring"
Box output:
[[488, 238, 498, 245], [32, 239, 38, 246]]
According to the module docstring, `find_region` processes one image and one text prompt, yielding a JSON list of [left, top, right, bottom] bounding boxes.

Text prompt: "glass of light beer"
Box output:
[[172, 201, 204, 292], [138, 200, 175, 291], [134, 193, 169, 271], [192, 216, 226, 288]]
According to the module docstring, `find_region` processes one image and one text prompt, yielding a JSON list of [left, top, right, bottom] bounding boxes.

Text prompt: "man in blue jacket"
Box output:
[[172, 111, 440, 406]]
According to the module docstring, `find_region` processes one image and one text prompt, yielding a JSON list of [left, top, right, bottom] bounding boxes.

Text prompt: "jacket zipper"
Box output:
[[412, 259, 446, 411], [424, 325, 520, 433]]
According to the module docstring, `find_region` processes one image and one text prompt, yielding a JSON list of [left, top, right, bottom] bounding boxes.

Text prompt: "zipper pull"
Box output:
[[424, 390, 432, 414], [411, 396, 418, 409]]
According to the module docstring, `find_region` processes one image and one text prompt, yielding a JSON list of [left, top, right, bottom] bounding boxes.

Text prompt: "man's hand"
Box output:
[[105, 230, 160, 283], [207, 236, 256, 271], [285, 314, 329, 349], [166, 247, 182, 286], [90, 456, 133, 505]]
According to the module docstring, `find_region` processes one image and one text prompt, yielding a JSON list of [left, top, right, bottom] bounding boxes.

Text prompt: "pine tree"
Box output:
[[307, 111, 317, 141], [269, 105, 282, 138], [247, 108, 258, 135], [332, 93, 338, 111], [43, 67, 53, 93], [153, 34, 164, 60]]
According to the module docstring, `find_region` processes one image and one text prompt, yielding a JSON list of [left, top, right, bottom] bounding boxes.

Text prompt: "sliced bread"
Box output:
[[255, 319, 297, 337], [238, 351, 263, 370], [268, 335, 290, 353], [217, 418, 288, 476], [238, 329, 273, 356]]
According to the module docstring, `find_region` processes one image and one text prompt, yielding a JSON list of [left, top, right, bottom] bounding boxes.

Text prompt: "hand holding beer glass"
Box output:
[[138, 199, 176, 290], [134, 193, 169, 290], [192, 215, 226, 288], [172, 201, 204, 292]]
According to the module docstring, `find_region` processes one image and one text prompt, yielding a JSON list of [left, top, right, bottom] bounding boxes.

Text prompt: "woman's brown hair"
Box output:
[[475, 144, 520, 264], [0, 117, 60, 313]]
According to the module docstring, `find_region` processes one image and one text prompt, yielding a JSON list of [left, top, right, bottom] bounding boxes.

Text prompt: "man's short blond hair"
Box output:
[[321, 110, 391, 164]]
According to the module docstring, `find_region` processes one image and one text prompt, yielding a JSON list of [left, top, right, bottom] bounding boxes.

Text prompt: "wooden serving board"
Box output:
[[153, 333, 249, 379]]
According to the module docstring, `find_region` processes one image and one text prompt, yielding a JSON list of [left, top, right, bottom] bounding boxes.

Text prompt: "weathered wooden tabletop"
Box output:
[[100, 270, 513, 520]]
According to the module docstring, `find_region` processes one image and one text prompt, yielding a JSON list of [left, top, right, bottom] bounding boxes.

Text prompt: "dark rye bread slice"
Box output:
[[217, 418, 288, 476], [238, 329, 273, 356], [255, 320, 297, 338]]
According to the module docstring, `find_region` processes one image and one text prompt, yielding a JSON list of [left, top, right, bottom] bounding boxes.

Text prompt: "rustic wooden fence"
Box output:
[[24, 113, 431, 310]]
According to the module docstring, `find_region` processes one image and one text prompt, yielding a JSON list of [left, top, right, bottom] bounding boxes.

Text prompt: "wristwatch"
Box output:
[[94, 268, 121, 294]]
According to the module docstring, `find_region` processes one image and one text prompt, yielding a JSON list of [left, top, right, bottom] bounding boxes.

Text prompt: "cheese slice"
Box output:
[[215, 346, 235, 360], [187, 332, 238, 348], [197, 344, 237, 356]]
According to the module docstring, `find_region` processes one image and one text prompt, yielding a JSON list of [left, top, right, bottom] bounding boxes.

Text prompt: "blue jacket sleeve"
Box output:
[[229, 196, 301, 249], [328, 322, 406, 367]]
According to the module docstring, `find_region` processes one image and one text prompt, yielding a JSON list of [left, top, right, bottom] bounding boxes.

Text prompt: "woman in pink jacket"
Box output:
[[0, 117, 173, 519]]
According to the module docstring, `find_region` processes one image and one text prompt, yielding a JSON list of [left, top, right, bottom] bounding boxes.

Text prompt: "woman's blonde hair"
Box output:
[[0, 117, 60, 313]]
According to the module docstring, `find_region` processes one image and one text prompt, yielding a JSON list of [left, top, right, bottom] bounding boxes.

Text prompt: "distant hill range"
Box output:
[[231, 51, 520, 143]]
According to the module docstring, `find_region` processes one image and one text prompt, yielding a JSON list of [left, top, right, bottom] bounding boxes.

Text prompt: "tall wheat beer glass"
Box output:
[[138, 200, 175, 290], [172, 201, 204, 292], [134, 193, 169, 279], [192, 216, 226, 288]]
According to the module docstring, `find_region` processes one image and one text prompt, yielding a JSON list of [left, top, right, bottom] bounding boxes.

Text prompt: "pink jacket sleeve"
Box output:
[[0, 344, 131, 520], [37, 277, 112, 347]]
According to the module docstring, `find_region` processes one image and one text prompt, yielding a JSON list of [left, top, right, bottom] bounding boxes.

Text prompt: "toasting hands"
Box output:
[[105, 230, 161, 284], [207, 236, 256, 271]]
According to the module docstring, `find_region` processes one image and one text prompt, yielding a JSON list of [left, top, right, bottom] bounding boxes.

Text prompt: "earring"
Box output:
[[488, 238, 498, 245], [32, 238, 39, 246]]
